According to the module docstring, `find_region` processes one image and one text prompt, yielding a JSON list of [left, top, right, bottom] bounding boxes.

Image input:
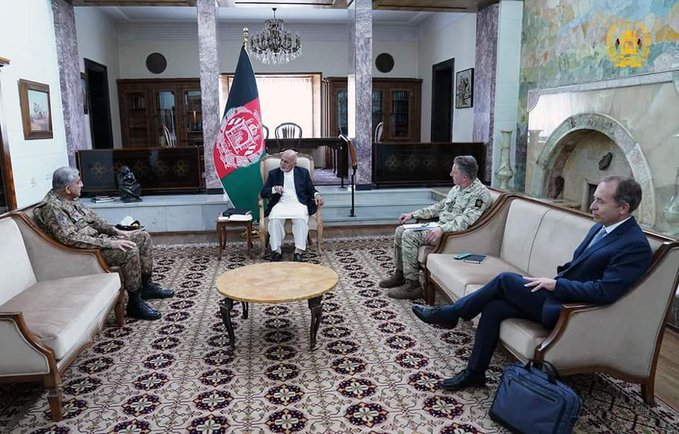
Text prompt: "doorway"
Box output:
[[431, 58, 454, 142], [84, 58, 113, 149]]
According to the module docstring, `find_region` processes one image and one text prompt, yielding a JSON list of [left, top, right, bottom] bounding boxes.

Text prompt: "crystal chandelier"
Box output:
[[249, 8, 301, 65]]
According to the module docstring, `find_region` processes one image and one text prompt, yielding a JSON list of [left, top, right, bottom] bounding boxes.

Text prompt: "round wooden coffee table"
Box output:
[[215, 262, 338, 350]]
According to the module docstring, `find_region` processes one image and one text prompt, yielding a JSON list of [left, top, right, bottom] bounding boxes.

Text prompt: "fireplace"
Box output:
[[524, 70, 679, 232]]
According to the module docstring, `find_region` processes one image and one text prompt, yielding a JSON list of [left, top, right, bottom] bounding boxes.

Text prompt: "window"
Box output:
[[220, 73, 321, 137]]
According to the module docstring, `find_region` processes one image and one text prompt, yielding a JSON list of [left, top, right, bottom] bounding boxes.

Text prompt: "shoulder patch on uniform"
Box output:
[[475, 199, 484, 208]]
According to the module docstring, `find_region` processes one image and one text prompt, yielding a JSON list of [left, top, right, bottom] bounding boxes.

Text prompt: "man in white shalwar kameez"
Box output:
[[260, 150, 324, 262]]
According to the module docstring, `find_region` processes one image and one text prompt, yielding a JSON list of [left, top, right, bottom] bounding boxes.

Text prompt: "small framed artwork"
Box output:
[[19, 79, 53, 139], [455, 68, 474, 109], [81, 72, 89, 115]]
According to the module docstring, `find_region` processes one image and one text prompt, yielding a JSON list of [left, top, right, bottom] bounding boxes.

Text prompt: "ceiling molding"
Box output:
[[372, 0, 496, 12], [73, 0, 197, 5], [117, 21, 420, 41]]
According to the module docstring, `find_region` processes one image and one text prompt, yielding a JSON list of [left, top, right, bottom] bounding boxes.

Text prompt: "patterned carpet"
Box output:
[[1, 236, 679, 433]]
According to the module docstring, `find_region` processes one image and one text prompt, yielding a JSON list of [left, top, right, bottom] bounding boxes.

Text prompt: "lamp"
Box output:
[[249, 8, 301, 65]]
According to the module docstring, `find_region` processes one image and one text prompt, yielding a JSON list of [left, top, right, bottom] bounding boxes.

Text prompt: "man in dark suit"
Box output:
[[412, 176, 653, 391], [261, 149, 324, 262]]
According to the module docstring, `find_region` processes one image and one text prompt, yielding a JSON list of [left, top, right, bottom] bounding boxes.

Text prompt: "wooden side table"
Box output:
[[216, 216, 253, 260]]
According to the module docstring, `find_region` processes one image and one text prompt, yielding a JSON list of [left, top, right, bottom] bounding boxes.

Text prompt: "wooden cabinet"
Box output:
[[323, 77, 421, 142], [117, 79, 203, 148]]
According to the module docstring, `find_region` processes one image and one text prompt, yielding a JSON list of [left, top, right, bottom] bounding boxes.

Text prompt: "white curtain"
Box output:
[[256, 76, 313, 136]]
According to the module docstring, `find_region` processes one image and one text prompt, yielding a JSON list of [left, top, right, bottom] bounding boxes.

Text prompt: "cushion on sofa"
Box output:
[[499, 318, 551, 360], [427, 254, 524, 300], [499, 200, 549, 272], [0, 219, 37, 305], [0, 274, 120, 359], [527, 208, 593, 278]]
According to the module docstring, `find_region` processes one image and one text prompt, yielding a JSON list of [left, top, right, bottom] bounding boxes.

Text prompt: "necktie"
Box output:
[[586, 227, 607, 250]]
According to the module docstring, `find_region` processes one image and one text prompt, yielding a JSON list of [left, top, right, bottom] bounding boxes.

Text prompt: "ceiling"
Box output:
[[74, 1, 498, 25]]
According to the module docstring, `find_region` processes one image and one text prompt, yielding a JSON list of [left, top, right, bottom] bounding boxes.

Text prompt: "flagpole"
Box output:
[[243, 27, 249, 50]]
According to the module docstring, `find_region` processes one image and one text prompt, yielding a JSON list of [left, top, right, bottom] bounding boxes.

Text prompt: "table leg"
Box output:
[[308, 296, 323, 350], [218, 298, 236, 349], [217, 223, 225, 260], [241, 301, 249, 319], [245, 221, 253, 259]]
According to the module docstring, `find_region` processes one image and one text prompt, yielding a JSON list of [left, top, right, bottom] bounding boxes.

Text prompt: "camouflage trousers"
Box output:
[[100, 231, 154, 293], [393, 225, 431, 281]]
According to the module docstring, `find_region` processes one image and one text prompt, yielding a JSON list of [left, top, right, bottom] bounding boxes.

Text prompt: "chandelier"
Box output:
[[249, 8, 302, 65]]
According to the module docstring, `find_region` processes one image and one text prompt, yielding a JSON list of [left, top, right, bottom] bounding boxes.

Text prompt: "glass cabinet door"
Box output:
[[372, 90, 383, 135], [390, 90, 410, 138], [336, 89, 348, 135], [156, 91, 176, 147], [184, 90, 203, 146], [125, 91, 148, 147]]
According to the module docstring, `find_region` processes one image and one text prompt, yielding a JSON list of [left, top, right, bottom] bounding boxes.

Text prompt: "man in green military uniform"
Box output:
[[34, 167, 173, 321], [380, 155, 491, 299]]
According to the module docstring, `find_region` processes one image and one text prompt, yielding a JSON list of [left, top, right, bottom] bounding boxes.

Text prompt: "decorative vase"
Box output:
[[663, 167, 679, 233], [495, 130, 514, 190]]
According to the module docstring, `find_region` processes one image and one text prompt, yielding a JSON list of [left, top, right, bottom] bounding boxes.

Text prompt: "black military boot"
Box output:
[[127, 291, 161, 320], [141, 274, 174, 300]]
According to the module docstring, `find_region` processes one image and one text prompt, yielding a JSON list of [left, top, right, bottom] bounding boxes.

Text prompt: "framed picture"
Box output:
[[455, 68, 474, 109], [81, 72, 89, 115], [19, 79, 53, 139]]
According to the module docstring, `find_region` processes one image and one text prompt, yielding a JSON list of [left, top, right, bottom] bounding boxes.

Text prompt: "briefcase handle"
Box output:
[[525, 360, 560, 384]]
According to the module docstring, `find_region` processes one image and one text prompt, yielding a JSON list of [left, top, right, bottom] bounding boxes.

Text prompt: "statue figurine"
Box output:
[[117, 165, 142, 203]]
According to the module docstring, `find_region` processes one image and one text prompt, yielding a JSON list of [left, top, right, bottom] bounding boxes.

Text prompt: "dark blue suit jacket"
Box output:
[[541, 217, 652, 327], [260, 166, 318, 217]]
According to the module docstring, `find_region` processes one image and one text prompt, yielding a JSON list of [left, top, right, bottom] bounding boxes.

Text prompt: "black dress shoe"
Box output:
[[293, 253, 303, 262], [439, 369, 486, 391], [140, 282, 175, 300], [412, 305, 459, 329], [127, 293, 161, 320], [270, 252, 283, 262]]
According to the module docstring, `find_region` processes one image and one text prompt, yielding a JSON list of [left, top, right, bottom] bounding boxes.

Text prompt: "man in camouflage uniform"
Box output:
[[34, 167, 174, 321], [380, 156, 491, 299]]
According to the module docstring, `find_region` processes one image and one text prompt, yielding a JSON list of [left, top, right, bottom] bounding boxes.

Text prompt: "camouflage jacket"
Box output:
[[411, 178, 491, 233], [34, 190, 117, 249]]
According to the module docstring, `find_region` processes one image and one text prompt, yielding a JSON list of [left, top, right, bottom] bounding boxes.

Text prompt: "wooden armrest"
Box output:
[[0, 312, 56, 374], [534, 303, 599, 358]]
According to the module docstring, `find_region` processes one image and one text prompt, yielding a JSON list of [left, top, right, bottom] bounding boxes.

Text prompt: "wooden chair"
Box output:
[[257, 152, 323, 257], [275, 122, 302, 151]]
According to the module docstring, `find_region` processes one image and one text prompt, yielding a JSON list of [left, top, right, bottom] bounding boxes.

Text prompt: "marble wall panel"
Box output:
[[197, 0, 221, 190], [473, 4, 499, 184], [52, 0, 86, 167]]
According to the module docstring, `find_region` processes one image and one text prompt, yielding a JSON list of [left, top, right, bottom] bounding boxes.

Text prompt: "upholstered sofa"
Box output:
[[0, 210, 124, 420], [425, 195, 679, 404], [417, 187, 511, 304]]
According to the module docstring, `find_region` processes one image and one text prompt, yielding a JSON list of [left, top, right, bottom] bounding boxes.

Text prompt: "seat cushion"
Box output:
[[0, 274, 120, 360], [499, 318, 551, 360], [427, 254, 524, 300]]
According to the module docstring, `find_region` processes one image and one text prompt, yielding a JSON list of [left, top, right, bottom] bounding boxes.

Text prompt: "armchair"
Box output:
[[258, 152, 324, 258]]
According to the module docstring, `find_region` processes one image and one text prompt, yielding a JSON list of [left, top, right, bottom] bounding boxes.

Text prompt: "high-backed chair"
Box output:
[[275, 122, 302, 150], [262, 125, 269, 139], [258, 152, 323, 257]]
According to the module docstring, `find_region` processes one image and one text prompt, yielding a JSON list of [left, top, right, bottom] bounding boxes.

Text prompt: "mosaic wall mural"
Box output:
[[515, 0, 679, 189]]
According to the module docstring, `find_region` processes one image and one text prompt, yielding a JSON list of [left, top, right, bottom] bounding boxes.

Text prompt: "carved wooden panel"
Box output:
[[373, 142, 487, 186], [76, 147, 204, 196]]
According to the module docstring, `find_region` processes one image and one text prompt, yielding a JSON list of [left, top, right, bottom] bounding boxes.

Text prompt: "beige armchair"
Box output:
[[258, 152, 324, 257]]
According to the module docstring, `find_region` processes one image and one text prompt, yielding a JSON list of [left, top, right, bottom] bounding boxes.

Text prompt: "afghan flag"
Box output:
[[214, 45, 265, 219]]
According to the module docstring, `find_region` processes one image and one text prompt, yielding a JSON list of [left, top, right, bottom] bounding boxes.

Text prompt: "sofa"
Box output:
[[417, 187, 510, 304], [425, 195, 679, 404], [0, 209, 124, 420]]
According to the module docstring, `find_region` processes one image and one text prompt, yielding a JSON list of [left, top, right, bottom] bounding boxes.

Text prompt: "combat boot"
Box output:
[[141, 274, 174, 300], [379, 269, 405, 288], [127, 291, 161, 320], [387, 280, 422, 300]]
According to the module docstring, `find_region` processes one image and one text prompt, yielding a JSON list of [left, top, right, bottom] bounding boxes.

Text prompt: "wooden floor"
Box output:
[[153, 225, 679, 411]]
